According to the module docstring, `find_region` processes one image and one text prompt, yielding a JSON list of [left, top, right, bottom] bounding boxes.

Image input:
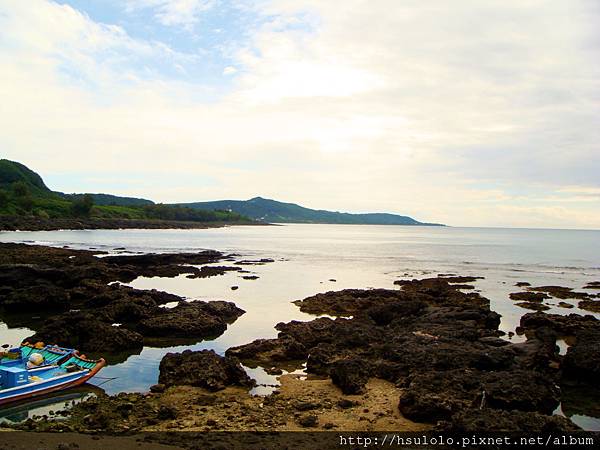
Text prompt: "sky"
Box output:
[[1, 0, 599, 228]]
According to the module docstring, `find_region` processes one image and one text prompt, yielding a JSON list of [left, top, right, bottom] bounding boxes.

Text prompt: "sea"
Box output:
[[1, 224, 599, 428]]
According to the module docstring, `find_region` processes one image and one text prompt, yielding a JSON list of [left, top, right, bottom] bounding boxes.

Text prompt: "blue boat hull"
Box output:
[[0, 344, 106, 406], [0, 369, 97, 405]]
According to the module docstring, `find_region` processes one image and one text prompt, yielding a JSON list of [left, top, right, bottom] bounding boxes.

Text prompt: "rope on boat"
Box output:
[[91, 376, 119, 387]]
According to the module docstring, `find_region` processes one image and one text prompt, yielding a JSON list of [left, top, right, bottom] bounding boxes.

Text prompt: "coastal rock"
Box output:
[[158, 350, 254, 391], [520, 312, 600, 336], [226, 335, 308, 363], [0, 216, 235, 232], [138, 301, 244, 338], [399, 368, 560, 423], [225, 278, 574, 431], [233, 282, 523, 395], [234, 259, 274, 266], [27, 312, 144, 353], [436, 276, 484, 283], [399, 369, 476, 422], [200, 300, 247, 322], [441, 409, 580, 432], [558, 302, 574, 309], [562, 329, 600, 382], [509, 292, 550, 302], [515, 301, 550, 311], [481, 369, 560, 414], [0, 243, 247, 357], [527, 286, 591, 300], [294, 289, 404, 316], [186, 266, 242, 279], [330, 359, 369, 394], [1, 285, 71, 312], [297, 414, 318, 428], [509, 326, 558, 370], [578, 300, 600, 313]]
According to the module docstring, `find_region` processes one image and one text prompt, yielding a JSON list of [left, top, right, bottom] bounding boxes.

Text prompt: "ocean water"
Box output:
[[1, 224, 599, 428]]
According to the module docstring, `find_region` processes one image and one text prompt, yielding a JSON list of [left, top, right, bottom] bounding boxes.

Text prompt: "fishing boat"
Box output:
[[0, 343, 105, 406]]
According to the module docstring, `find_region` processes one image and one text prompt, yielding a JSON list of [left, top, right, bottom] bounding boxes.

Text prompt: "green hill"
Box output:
[[0, 159, 248, 223], [180, 197, 442, 226], [63, 193, 154, 207], [0, 159, 52, 196], [0, 160, 442, 226]]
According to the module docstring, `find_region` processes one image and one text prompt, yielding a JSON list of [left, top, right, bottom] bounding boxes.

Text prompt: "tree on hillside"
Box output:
[[11, 181, 34, 212], [17, 195, 33, 212], [71, 194, 94, 217], [12, 181, 30, 197], [0, 189, 8, 208]]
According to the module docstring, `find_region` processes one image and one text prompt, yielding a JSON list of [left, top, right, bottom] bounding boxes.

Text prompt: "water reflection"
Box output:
[[0, 385, 104, 424], [1, 225, 600, 427]]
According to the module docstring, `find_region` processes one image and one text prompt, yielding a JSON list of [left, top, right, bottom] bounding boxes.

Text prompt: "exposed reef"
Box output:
[[0, 243, 245, 356]]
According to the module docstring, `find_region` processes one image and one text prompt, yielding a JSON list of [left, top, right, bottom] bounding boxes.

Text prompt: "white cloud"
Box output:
[[222, 66, 237, 75], [0, 0, 599, 228], [125, 0, 217, 28]]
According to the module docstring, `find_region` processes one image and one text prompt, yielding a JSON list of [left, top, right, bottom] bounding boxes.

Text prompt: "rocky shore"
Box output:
[[0, 243, 248, 358], [5, 273, 599, 441], [1, 242, 599, 447], [0, 215, 259, 232]]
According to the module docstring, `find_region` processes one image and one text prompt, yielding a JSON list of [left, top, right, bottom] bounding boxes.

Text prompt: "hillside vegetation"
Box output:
[[0, 159, 248, 223], [181, 197, 441, 226]]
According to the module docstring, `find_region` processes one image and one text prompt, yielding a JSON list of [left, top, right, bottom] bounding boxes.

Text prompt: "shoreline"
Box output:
[[0, 242, 599, 443], [0, 216, 265, 232]]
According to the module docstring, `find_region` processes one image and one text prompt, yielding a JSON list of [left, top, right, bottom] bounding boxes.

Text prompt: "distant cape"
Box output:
[[178, 197, 443, 226]]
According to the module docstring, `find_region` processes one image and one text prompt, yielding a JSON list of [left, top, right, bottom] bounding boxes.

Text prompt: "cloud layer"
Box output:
[[1, 0, 599, 228]]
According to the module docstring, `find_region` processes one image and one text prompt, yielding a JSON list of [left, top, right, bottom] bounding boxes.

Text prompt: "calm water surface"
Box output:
[[1, 225, 599, 428]]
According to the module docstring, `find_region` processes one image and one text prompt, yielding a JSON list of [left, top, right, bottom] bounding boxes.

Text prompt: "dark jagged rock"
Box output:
[[436, 275, 483, 283], [510, 327, 558, 371], [515, 282, 531, 287], [27, 312, 144, 353], [527, 286, 591, 300], [578, 300, 600, 313], [2, 285, 71, 312], [226, 334, 309, 365], [138, 301, 244, 338], [330, 359, 369, 394], [295, 279, 491, 316], [562, 329, 600, 382], [509, 291, 550, 302], [228, 278, 581, 431], [583, 281, 600, 290], [0, 215, 239, 232], [297, 414, 318, 427], [519, 312, 600, 390], [367, 299, 426, 326], [399, 368, 560, 423], [234, 259, 274, 266], [558, 301, 575, 309], [520, 312, 600, 336], [158, 350, 254, 391], [515, 301, 550, 311], [398, 369, 477, 421], [295, 289, 398, 316], [0, 243, 246, 356], [242, 275, 260, 280], [481, 369, 560, 414], [561, 383, 600, 419], [186, 266, 242, 279], [236, 284, 507, 384], [440, 409, 580, 432]]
